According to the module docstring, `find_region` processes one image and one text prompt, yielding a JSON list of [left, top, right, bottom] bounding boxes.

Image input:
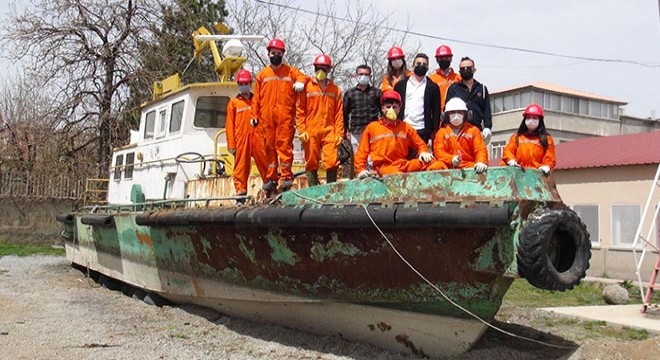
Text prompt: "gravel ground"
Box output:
[[1, 255, 658, 360]]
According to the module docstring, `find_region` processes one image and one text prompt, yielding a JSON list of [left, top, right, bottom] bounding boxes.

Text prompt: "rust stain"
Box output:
[[191, 277, 202, 296], [395, 333, 429, 359], [135, 232, 152, 247]]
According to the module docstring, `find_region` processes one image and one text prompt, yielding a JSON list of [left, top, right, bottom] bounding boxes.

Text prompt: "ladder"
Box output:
[[632, 162, 660, 313]]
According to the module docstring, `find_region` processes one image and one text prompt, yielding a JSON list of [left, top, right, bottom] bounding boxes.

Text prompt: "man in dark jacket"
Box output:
[[393, 53, 441, 144], [446, 56, 493, 143], [343, 64, 382, 153]]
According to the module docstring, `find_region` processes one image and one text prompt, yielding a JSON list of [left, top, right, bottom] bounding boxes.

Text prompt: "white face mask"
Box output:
[[357, 74, 370, 86], [391, 59, 404, 69], [449, 113, 464, 127], [525, 118, 539, 131]]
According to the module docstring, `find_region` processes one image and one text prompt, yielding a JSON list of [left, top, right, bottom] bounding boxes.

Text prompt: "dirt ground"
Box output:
[[1, 255, 659, 360]]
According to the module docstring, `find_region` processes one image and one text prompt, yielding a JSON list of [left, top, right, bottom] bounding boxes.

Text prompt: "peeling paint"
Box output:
[[310, 233, 361, 262], [266, 232, 300, 265]]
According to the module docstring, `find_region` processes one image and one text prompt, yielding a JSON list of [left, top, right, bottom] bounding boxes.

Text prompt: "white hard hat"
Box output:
[[445, 97, 468, 112]]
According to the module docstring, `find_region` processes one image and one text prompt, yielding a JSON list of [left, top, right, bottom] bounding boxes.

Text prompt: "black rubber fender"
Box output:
[[517, 208, 591, 291]]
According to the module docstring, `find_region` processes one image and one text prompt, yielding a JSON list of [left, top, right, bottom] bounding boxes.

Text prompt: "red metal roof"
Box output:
[[554, 131, 660, 170]]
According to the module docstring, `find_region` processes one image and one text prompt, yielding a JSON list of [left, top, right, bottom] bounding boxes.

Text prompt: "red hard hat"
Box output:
[[313, 54, 332, 67], [387, 46, 405, 60], [381, 90, 402, 105], [266, 38, 286, 52], [236, 69, 252, 83], [523, 103, 544, 118], [435, 45, 453, 57]]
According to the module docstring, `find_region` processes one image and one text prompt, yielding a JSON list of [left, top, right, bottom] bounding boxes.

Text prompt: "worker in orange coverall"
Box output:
[[501, 103, 556, 175], [226, 69, 268, 203], [354, 90, 434, 178], [428, 45, 461, 112], [252, 38, 307, 193], [296, 54, 344, 186], [427, 97, 489, 173]]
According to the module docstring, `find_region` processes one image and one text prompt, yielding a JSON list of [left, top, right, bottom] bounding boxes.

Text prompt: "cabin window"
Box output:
[[490, 141, 506, 160], [573, 205, 599, 245], [194, 96, 229, 128], [144, 111, 156, 139], [113, 154, 124, 181], [157, 109, 167, 138], [611, 204, 641, 247], [169, 100, 185, 133], [124, 152, 135, 179]]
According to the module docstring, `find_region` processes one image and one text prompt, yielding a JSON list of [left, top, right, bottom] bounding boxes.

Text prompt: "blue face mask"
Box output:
[[238, 84, 251, 94]]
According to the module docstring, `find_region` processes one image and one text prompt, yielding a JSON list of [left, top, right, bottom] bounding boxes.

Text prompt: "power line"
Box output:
[[255, 0, 660, 68]]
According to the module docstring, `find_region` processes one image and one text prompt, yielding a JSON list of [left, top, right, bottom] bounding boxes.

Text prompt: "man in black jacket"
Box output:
[[446, 56, 493, 143], [393, 53, 441, 144]]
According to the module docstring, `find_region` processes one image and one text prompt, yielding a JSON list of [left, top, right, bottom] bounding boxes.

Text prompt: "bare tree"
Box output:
[[226, 0, 420, 90], [0, 0, 161, 176]]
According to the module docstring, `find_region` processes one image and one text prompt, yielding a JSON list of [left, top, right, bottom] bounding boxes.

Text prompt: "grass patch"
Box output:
[[503, 279, 605, 308], [580, 321, 649, 341], [0, 243, 65, 257]]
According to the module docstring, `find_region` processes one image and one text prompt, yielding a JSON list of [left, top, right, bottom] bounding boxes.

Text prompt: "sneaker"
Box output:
[[279, 179, 293, 192], [262, 180, 277, 192], [236, 192, 247, 205]]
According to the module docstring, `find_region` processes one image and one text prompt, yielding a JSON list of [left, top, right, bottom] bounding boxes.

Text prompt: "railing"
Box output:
[[0, 171, 84, 199], [83, 178, 109, 206]]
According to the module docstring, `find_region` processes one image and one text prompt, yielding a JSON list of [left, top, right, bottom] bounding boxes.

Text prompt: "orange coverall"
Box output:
[[500, 133, 557, 169], [354, 118, 429, 175], [252, 64, 307, 182], [381, 70, 412, 92], [226, 94, 268, 194], [427, 123, 488, 170], [428, 68, 461, 112], [296, 79, 344, 171]]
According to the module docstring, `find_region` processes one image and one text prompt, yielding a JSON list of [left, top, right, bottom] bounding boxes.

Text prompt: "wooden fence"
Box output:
[[0, 170, 86, 199]]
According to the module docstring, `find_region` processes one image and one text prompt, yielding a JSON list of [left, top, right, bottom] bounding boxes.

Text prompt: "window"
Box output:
[[490, 141, 506, 160], [532, 91, 543, 105], [169, 100, 185, 133], [561, 96, 577, 113], [578, 99, 588, 115], [611, 205, 641, 247], [492, 97, 503, 113], [521, 91, 531, 108], [124, 153, 135, 179], [574, 205, 599, 245], [113, 154, 124, 181], [589, 101, 602, 118], [157, 109, 167, 138], [144, 111, 156, 139], [503, 94, 514, 111], [544, 93, 560, 111], [194, 96, 230, 128]]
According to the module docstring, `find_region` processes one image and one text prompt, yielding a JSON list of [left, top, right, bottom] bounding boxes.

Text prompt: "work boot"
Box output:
[[235, 192, 247, 205], [326, 170, 337, 183], [279, 179, 293, 192], [305, 170, 320, 186], [262, 180, 277, 192]]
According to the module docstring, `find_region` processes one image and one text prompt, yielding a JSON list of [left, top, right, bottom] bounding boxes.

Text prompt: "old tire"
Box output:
[[517, 208, 591, 291]]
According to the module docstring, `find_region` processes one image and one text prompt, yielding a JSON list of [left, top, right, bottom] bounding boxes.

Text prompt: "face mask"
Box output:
[[391, 59, 403, 69], [413, 65, 428, 76], [459, 68, 474, 80], [385, 108, 397, 120], [238, 84, 251, 94], [315, 69, 327, 81], [357, 74, 370, 86], [438, 60, 451, 70], [525, 118, 539, 130], [269, 55, 283, 66], [449, 113, 464, 127]]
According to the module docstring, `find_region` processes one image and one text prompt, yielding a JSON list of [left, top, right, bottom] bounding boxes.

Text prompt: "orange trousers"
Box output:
[[302, 129, 339, 171], [376, 159, 424, 175], [264, 117, 295, 182], [233, 134, 268, 194]]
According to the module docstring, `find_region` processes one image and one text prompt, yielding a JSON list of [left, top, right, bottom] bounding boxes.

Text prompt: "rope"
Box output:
[[288, 189, 573, 349]]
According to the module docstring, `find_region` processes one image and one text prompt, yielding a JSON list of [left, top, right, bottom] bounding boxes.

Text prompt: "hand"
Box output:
[[250, 118, 258, 127], [336, 136, 344, 146], [539, 165, 551, 175], [418, 152, 434, 163], [293, 81, 305, 93], [507, 159, 518, 167], [298, 132, 309, 143], [482, 128, 492, 143], [474, 162, 488, 174], [357, 170, 370, 179], [451, 155, 461, 167], [228, 148, 236, 156]]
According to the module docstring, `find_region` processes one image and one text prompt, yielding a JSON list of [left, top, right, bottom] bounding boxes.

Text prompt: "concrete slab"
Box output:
[[539, 305, 660, 334]]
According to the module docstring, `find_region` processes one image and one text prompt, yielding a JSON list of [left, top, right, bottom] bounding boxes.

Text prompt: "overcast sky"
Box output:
[[2, 0, 659, 118]]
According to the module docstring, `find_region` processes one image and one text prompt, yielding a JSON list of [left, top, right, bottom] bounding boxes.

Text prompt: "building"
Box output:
[[489, 82, 660, 159], [552, 131, 660, 281]]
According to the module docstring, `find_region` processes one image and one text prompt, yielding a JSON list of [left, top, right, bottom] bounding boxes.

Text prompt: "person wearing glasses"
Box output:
[[446, 56, 493, 144], [393, 53, 441, 144]]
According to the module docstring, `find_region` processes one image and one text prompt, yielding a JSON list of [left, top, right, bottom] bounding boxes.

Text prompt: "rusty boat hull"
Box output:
[[59, 167, 572, 358]]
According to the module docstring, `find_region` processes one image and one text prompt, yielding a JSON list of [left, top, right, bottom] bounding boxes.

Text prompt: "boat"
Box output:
[[56, 26, 592, 358]]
